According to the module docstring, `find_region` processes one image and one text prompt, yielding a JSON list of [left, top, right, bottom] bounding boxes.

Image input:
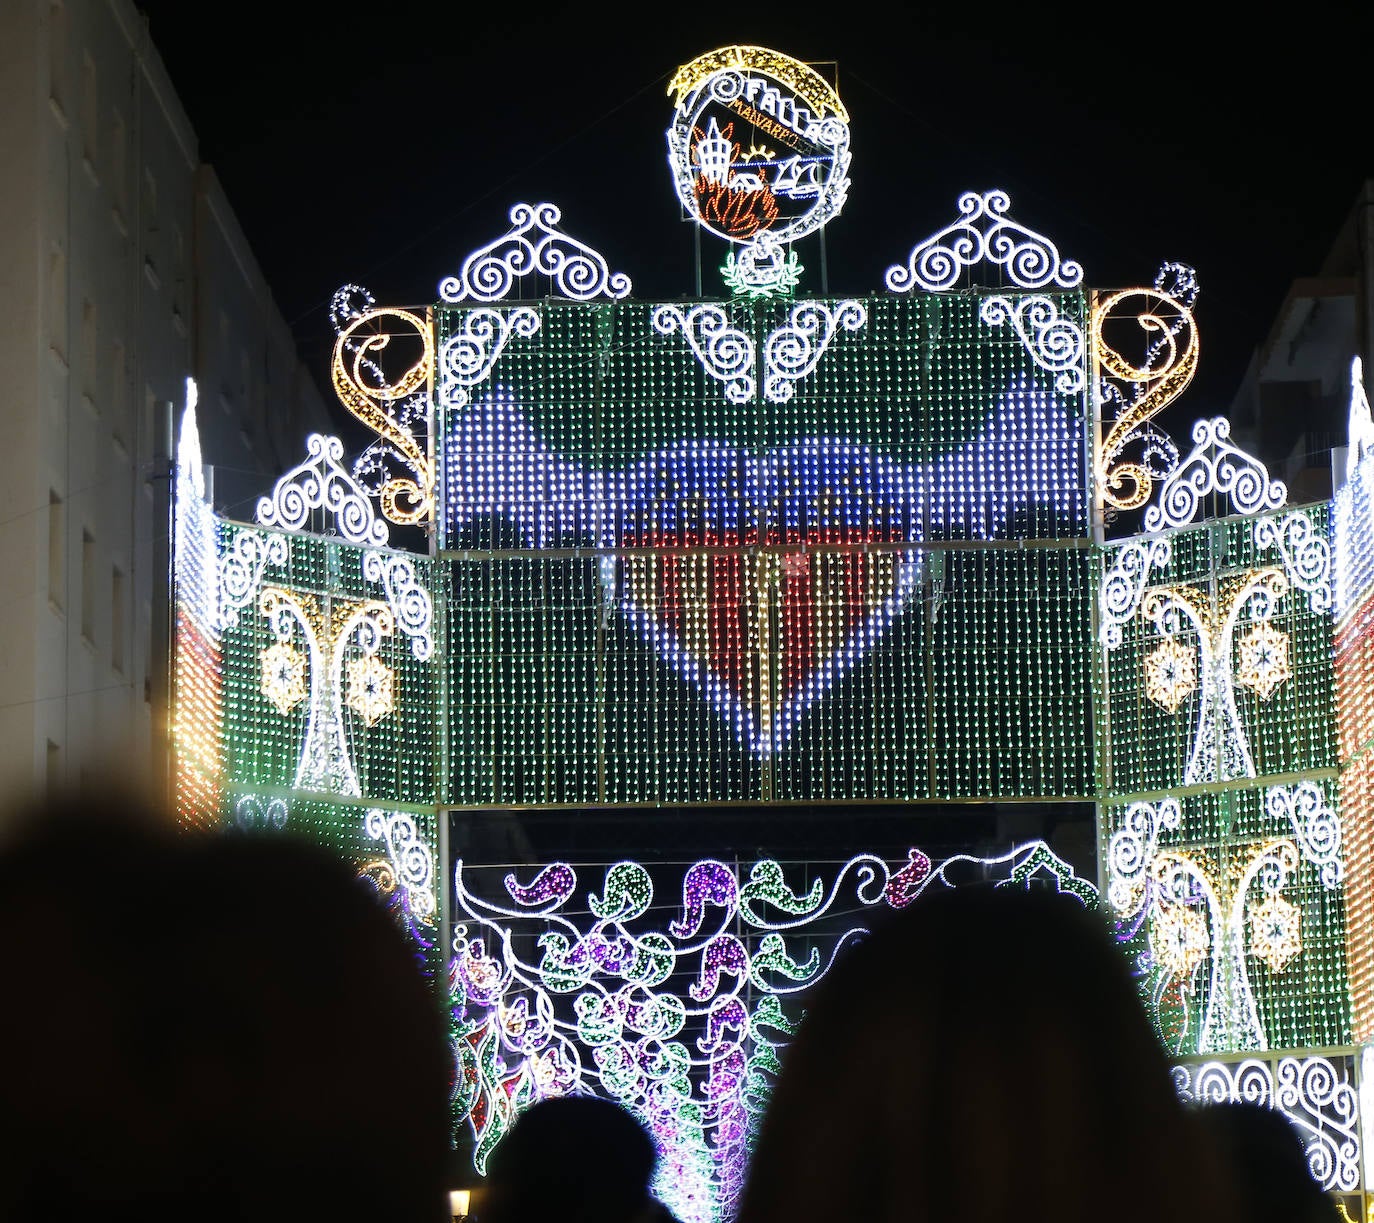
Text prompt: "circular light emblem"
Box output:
[[667, 46, 851, 296]]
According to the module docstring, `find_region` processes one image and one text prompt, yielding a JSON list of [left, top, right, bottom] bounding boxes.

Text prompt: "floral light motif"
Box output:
[[1152, 900, 1209, 977], [1149, 839, 1299, 1052], [1110, 797, 1313, 1054], [1250, 892, 1301, 973], [1141, 568, 1289, 785], [259, 588, 394, 796], [345, 654, 394, 726], [450, 842, 1093, 1223], [1144, 637, 1198, 713], [260, 642, 307, 715], [1237, 622, 1292, 701]]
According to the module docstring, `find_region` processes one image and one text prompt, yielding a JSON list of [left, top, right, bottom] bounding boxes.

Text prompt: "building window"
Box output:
[[142, 171, 158, 284], [112, 564, 125, 674], [48, 491, 64, 611], [47, 243, 66, 359], [47, 740, 61, 794], [80, 52, 96, 166], [143, 599, 151, 701], [48, 3, 66, 114], [110, 109, 127, 216], [81, 298, 97, 404], [172, 224, 186, 322], [81, 528, 94, 644], [111, 340, 127, 450]]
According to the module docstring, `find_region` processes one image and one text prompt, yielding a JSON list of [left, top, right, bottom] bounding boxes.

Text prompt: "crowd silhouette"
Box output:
[[0, 791, 452, 1221], [0, 792, 1339, 1223]]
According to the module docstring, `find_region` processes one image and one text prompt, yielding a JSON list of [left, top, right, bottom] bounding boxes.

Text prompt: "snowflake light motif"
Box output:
[[346, 654, 394, 726], [260, 642, 307, 715], [1250, 892, 1301, 973], [1152, 902, 1208, 977], [1144, 638, 1198, 713], [1237, 622, 1292, 701]]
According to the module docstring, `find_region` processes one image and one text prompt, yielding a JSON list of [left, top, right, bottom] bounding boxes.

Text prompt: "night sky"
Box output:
[[132, 3, 1370, 440]]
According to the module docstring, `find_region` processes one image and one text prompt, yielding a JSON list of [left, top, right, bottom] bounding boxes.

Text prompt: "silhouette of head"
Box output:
[[0, 794, 453, 1222], [1194, 1099, 1336, 1223], [735, 883, 1237, 1223], [483, 1095, 659, 1223]]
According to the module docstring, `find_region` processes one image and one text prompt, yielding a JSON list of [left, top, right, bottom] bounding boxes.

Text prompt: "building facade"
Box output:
[[0, 0, 330, 812]]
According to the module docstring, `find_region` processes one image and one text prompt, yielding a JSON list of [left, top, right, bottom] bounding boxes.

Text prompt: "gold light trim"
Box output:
[[1144, 637, 1197, 713], [1092, 286, 1199, 511], [260, 642, 307, 715], [331, 307, 434, 525], [667, 46, 847, 122], [346, 654, 395, 727]]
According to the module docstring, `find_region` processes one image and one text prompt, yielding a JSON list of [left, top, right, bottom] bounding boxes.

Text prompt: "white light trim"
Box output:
[[363, 551, 434, 661], [438, 203, 631, 303], [255, 434, 390, 547], [980, 294, 1085, 394], [885, 189, 1083, 294], [1142, 417, 1286, 531], [217, 529, 288, 630], [438, 307, 541, 410], [1254, 510, 1332, 614], [1266, 780, 1343, 888], [651, 304, 755, 403], [1173, 1057, 1359, 1192], [762, 300, 867, 403], [1100, 537, 1171, 649], [1347, 356, 1373, 483]]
